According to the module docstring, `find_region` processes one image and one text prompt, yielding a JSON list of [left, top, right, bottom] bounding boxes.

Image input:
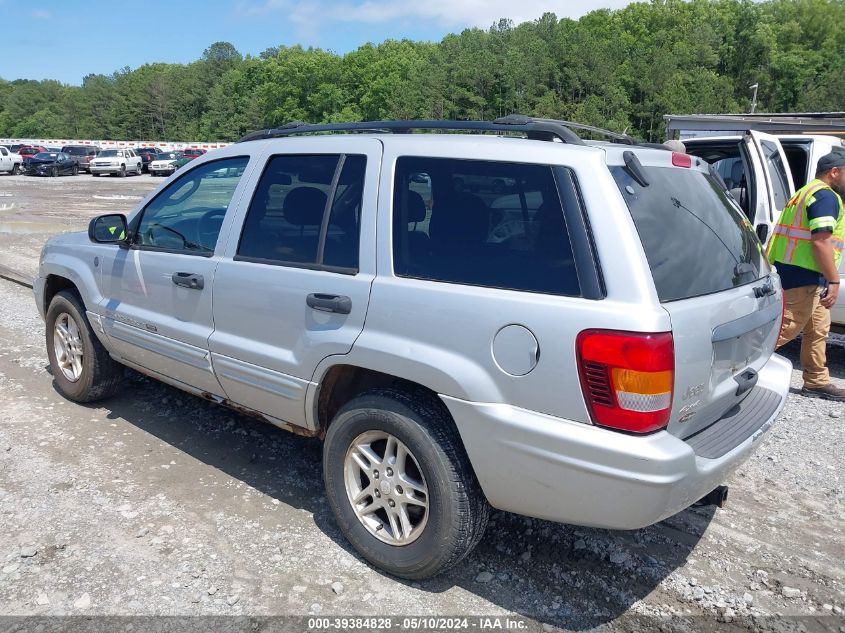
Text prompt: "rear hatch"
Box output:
[[611, 150, 782, 439]]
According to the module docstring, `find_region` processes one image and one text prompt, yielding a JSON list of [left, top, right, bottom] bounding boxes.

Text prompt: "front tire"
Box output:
[[51, 166, 58, 177], [323, 388, 489, 579], [45, 290, 123, 403], [11, 164, 20, 175], [118, 165, 126, 178]]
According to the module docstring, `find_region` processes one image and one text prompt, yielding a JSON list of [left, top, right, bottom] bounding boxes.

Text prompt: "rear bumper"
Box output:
[[443, 353, 792, 529]]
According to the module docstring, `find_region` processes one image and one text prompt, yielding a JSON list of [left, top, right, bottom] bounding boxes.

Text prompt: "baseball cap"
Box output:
[[816, 152, 845, 173]]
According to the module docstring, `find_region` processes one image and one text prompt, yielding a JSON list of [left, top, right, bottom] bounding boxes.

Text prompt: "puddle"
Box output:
[[0, 221, 66, 234]]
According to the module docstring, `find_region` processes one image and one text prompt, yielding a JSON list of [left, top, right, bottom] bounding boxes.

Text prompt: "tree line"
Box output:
[[1, 0, 842, 143]]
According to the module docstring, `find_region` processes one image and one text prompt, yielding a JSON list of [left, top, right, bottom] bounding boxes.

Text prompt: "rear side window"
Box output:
[[393, 157, 580, 296], [237, 154, 366, 272], [612, 165, 769, 302]]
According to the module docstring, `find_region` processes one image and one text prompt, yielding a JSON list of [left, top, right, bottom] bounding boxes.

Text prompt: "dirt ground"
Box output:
[[0, 174, 843, 632]]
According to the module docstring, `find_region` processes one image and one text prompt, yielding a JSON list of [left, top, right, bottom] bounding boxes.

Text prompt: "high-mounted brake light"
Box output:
[[576, 330, 675, 434], [672, 152, 692, 168]]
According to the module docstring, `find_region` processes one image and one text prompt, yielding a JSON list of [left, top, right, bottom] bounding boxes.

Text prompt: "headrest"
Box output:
[[282, 187, 328, 226], [730, 160, 743, 183], [429, 193, 489, 246], [406, 191, 427, 223]]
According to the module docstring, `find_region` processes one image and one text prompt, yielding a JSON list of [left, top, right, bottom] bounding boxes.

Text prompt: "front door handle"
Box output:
[[171, 272, 204, 290], [306, 293, 351, 314]]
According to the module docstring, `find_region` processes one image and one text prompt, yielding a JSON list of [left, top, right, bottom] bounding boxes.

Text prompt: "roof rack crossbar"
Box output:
[[236, 118, 587, 145]]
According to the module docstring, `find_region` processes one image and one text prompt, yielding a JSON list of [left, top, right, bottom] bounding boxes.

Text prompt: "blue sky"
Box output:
[[1, 0, 634, 85]]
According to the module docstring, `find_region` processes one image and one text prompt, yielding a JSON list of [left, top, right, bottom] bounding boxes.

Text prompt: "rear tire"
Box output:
[[45, 290, 123, 403], [72, 165, 78, 176], [92, 172, 100, 177], [323, 388, 489, 579]]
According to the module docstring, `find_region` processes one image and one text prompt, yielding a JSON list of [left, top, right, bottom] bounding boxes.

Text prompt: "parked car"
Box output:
[[0, 145, 23, 175], [148, 151, 189, 177], [61, 145, 100, 173], [181, 148, 207, 160], [34, 117, 791, 580], [18, 145, 48, 162], [135, 147, 162, 172], [683, 133, 845, 330], [9, 144, 25, 153], [89, 148, 142, 177], [22, 151, 78, 177]]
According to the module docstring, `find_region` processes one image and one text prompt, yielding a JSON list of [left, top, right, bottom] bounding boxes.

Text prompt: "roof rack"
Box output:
[[527, 117, 636, 144], [235, 114, 643, 148], [237, 115, 603, 145]]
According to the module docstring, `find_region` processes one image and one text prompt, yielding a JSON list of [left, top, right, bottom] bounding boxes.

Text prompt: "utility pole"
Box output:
[[749, 83, 759, 114]]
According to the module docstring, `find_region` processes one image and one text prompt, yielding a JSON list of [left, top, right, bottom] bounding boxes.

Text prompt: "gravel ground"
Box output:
[[0, 175, 843, 632]]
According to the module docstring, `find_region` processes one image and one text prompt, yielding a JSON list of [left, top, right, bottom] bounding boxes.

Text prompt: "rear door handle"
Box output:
[[171, 272, 204, 290], [734, 368, 758, 397], [306, 293, 351, 315]]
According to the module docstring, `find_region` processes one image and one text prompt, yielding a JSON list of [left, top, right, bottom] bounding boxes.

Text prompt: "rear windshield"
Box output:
[[612, 165, 769, 302], [63, 146, 91, 155]]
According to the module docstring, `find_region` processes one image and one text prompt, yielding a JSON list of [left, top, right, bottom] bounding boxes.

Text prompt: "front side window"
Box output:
[[135, 156, 249, 255], [237, 154, 366, 271], [760, 140, 791, 213], [393, 157, 581, 296]]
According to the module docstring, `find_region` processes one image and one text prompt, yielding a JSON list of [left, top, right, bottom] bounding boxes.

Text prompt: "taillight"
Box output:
[[576, 330, 675, 434]]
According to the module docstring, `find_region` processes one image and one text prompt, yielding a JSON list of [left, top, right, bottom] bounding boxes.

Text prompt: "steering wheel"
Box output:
[[197, 208, 227, 248]]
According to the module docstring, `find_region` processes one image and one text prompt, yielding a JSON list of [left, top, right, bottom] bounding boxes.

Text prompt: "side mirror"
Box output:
[[756, 224, 769, 244], [89, 214, 128, 244]]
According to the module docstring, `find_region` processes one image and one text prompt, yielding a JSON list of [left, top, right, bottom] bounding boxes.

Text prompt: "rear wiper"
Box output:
[[670, 196, 739, 266], [734, 262, 755, 276]]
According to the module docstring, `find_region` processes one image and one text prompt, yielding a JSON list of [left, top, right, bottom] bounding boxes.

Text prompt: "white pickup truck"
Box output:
[[0, 146, 22, 174], [683, 132, 845, 330]]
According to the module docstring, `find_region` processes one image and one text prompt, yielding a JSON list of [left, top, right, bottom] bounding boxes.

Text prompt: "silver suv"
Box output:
[[34, 117, 791, 579]]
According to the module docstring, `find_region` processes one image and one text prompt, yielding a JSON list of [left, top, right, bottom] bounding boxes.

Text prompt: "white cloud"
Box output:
[[31, 9, 52, 20], [242, 0, 633, 29]]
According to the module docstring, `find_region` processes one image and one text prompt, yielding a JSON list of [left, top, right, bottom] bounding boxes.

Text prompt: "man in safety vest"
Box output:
[[767, 152, 845, 401]]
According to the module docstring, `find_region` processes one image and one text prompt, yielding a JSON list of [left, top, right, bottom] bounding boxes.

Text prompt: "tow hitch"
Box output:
[[696, 485, 729, 508]]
